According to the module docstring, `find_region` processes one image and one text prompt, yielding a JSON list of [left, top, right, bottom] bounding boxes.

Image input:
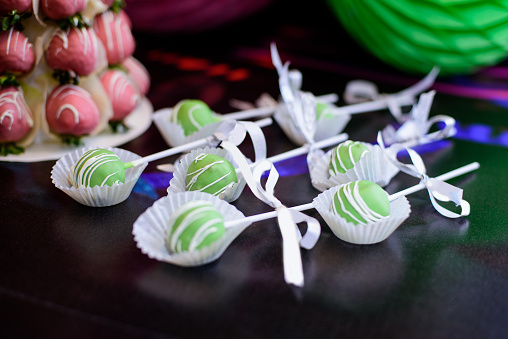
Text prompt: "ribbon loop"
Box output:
[[344, 66, 440, 123], [271, 43, 317, 145], [208, 120, 246, 147], [220, 140, 321, 286], [382, 90, 456, 147], [377, 132, 470, 218]]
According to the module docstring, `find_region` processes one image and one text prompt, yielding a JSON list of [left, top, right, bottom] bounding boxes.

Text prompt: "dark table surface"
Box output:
[[2, 1, 508, 338]]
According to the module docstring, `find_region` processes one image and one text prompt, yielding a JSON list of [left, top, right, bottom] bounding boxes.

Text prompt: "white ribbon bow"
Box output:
[[382, 91, 456, 147], [208, 120, 267, 163], [344, 66, 440, 123], [271, 43, 317, 145], [221, 140, 321, 287], [378, 133, 470, 218]]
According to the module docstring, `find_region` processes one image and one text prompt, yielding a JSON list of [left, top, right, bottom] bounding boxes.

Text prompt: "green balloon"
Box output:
[[328, 0, 508, 74]]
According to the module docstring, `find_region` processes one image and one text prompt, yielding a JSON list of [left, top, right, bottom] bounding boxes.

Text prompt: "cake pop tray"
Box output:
[[0, 98, 153, 163]]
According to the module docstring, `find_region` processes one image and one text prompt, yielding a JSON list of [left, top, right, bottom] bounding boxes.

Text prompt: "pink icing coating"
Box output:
[[41, 0, 86, 20], [122, 56, 150, 95], [45, 27, 99, 76], [93, 11, 135, 65], [0, 0, 33, 16], [100, 69, 139, 121], [46, 84, 100, 136], [0, 28, 35, 75], [0, 86, 33, 142]]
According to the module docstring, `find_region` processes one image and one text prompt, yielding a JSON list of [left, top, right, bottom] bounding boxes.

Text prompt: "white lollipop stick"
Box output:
[[224, 94, 339, 121], [335, 66, 439, 117], [127, 117, 273, 168], [227, 162, 479, 228], [229, 132, 348, 176], [388, 162, 480, 201], [332, 96, 412, 116], [223, 106, 276, 121], [266, 132, 348, 164]]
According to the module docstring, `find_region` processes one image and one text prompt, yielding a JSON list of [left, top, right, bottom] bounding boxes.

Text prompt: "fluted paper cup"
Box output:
[[310, 143, 400, 191], [51, 146, 147, 207], [313, 184, 411, 245], [153, 108, 223, 147], [132, 191, 250, 266], [274, 103, 350, 146]]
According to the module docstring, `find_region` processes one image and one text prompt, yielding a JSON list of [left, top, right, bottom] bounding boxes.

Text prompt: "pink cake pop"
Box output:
[[0, 0, 33, 16], [40, 0, 86, 21], [0, 86, 33, 143], [45, 27, 99, 77], [100, 69, 139, 122], [122, 56, 150, 95], [93, 10, 135, 65], [0, 27, 35, 75], [118, 10, 132, 29], [45, 84, 100, 139]]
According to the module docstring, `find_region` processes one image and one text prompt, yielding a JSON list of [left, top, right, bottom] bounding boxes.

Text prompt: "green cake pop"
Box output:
[[186, 153, 238, 196], [330, 180, 390, 225], [171, 99, 219, 136], [70, 148, 134, 188], [165, 200, 225, 253], [316, 102, 334, 120], [329, 140, 370, 176]]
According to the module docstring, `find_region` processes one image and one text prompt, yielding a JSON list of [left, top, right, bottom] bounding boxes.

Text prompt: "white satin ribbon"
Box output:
[[378, 133, 470, 218], [208, 119, 267, 163], [271, 43, 317, 145], [221, 140, 321, 287], [382, 91, 456, 147], [344, 66, 440, 123]]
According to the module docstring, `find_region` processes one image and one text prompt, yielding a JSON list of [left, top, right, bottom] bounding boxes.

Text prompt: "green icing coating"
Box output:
[[70, 148, 127, 188], [166, 200, 225, 253], [316, 102, 334, 120], [186, 153, 238, 196], [171, 99, 219, 136], [329, 140, 370, 176], [331, 180, 390, 225]]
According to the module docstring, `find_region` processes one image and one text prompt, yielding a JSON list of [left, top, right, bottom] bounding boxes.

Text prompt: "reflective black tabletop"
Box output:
[[1, 1, 508, 338]]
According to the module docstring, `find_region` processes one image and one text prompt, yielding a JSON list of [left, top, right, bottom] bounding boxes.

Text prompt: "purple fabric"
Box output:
[[124, 0, 274, 33]]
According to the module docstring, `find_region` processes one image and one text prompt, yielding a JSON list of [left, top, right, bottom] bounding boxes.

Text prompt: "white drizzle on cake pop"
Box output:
[[331, 181, 389, 224], [107, 71, 139, 106], [54, 27, 98, 58], [5, 27, 32, 61], [50, 85, 99, 125], [94, 11, 133, 63], [0, 89, 34, 130], [186, 154, 235, 196]]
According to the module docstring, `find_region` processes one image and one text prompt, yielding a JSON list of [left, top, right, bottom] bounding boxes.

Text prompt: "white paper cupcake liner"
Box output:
[[313, 184, 411, 245], [51, 146, 147, 207], [310, 143, 400, 191], [132, 191, 251, 266], [274, 104, 350, 146], [167, 146, 248, 202], [153, 108, 223, 147]]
